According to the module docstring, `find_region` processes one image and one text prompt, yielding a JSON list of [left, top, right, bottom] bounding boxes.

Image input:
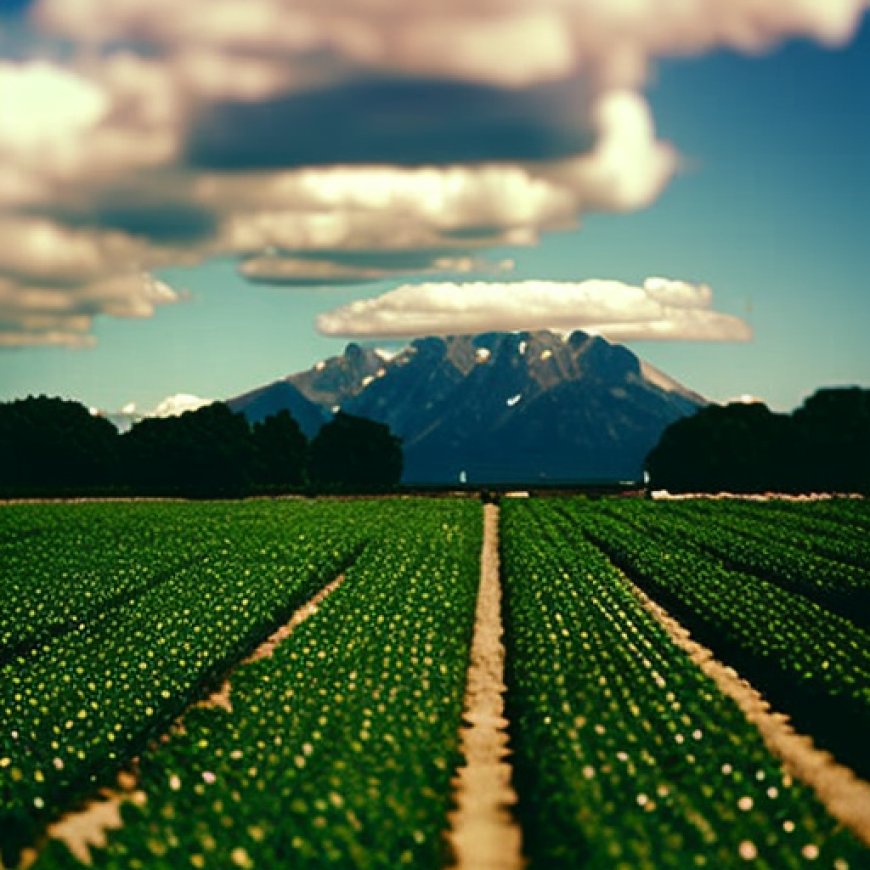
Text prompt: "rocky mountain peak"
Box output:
[[229, 329, 706, 483]]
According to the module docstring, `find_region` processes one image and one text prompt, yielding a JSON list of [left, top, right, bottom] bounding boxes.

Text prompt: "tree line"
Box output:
[[646, 387, 870, 494], [0, 397, 403, 497]]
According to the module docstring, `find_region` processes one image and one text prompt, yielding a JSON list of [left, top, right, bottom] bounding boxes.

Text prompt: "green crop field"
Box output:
[[1, 497, 868, 868]]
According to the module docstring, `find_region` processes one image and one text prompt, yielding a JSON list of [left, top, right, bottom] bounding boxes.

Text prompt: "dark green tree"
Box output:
[[0, 396, 120, 493], [645, 402, 795, 493], [121, 403, 254, 496], [251, 410, 307, 488], [646, 388, 870, 494], [793, 387, 870, 492], [308, 412, 402, 491]]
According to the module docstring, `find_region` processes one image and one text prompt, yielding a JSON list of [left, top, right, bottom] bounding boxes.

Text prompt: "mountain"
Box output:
[[288, 343, 392, 410], [227, 380, 327, 438], [229, 330, 706, 484]]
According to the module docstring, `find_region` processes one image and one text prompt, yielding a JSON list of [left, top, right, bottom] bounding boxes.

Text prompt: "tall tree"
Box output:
[[121, 403, 254, 496], [308, 412, 402, 491], [793, 387, 870, 492], [646, 388, 870, 494], [251, 411, 307, 488], [0, 396, 120, 492]]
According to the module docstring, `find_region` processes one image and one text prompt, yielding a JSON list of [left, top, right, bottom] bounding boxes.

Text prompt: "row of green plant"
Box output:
[[500, 499, 866, 868], [0, 501, 389, 866], [562, 500, 870, 781], [793, 497, 870, 530], [0, 503, 254, 660], [708, 497, 870, 533], [604, 500, 870, 629], [674, 499, 870, 571], [35, 500, 482, 868]]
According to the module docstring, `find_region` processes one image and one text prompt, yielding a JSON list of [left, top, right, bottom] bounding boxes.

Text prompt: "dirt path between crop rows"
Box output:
[[445, 504, 524, 870], [628, 578, 870, 848], [17, 574, 346, 868]]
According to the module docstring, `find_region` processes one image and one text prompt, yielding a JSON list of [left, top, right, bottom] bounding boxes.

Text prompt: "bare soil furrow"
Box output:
[[16, 573, 347, 868], [446, 504, 524, 870], [628, 576, 870, 847]]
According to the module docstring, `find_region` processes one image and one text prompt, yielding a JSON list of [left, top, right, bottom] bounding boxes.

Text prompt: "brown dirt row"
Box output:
[[628, 578, 870, 847], [445, 504, 525, 870], [16, 574, 346, 868], [203, 574, 344, 713]]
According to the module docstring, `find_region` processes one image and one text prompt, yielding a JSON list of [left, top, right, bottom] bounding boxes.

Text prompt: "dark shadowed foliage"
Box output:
[[646, 387, 870, 493], [121, 403, 255, 497], [0, 397, 407, 496], [308, 412, 403, 492], [0, 396, 120, 493], [792, 387, 870, 492], [251, 410, 307, 488]]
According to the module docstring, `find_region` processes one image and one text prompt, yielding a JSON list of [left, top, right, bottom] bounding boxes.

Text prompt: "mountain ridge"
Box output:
[[229, 330, 706, 483]]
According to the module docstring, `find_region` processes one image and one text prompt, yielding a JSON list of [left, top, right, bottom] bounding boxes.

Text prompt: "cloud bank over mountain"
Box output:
[[317, 277, 752, 342]]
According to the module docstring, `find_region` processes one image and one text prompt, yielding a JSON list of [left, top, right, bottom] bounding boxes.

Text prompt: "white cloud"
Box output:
[[0, 57, 181, 209], [724, 394, 767, 406], [0, 0, 864, 343], [199, 162, 575, 240], [393, 9, 578, 86], [0, 62, 108, 152], [0, 272, 179, 347], [548, 90, 676, 212], [433, 256, 515, 275], [0, 217, 153, 286], [33, 1, 870, 89], [316, 277, 752, 342], [151, 394, 213, 417], [0, 216, 181, 344], [202, 90, 672, 255], [642, 276, 713, 308], [240, 256, 391, 284]]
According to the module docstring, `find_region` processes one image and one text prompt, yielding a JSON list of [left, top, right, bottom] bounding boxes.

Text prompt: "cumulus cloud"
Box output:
[[195, 89, 671, 258], [0, 57, 181, 209], [33, 0, 869, 89], [0, 0, 865, 343], [0, 217, 154, 286], [206, 166, 570, 258], [0, 271, 179, 347], [0, 214, 183, 344], [0, 61, 108, 152], [151, 393, 213, 417], [316, 277, 752, 342], [548, 89, 676, 212]]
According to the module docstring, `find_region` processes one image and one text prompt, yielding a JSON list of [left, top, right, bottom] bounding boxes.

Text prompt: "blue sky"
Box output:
[[0, 3, 868, 413]]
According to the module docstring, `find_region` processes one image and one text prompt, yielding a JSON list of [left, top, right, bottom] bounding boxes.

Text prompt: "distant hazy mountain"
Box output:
[[229, 330, 706, 484], [227, 380, 329, 438]]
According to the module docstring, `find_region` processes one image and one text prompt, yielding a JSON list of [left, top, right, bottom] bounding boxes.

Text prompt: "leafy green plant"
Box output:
[[74, 501, 481, 869], [501, 499, 867, 868], [562, 500, 870, 780], [0, 501, 376, 864], [604, 499, 870, 627]]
